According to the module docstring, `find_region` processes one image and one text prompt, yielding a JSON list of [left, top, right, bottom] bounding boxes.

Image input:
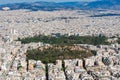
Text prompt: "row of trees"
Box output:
[[18, 35, 109, 45]]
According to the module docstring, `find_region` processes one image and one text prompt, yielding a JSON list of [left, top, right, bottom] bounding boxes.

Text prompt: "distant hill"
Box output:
[[86, 0, 120, 10], [0, 2, 86, 11], [0, 0, 120, 11]]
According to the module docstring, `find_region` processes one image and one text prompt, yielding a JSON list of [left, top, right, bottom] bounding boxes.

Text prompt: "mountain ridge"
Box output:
[[0, 0, 120, 11]]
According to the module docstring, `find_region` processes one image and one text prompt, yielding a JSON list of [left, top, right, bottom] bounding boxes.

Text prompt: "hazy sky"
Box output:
[[0, 0, 97, 4]]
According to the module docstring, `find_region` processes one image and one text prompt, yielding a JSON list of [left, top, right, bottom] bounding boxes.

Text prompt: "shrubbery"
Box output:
[[26, 45, 94, 64], [19, 35, 111, 64]]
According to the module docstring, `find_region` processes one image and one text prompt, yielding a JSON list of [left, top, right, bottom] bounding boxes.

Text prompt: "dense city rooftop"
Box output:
[[0, 9, 120, 80]]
